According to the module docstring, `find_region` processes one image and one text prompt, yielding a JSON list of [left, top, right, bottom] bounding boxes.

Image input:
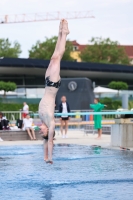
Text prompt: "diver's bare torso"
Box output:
[[39, 87, 58, 126]]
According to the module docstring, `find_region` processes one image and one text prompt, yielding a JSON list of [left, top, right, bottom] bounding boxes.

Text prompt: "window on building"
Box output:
[[73, 46, 79, 51]]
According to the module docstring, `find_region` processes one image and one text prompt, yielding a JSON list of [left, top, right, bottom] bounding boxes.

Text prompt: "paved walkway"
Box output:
[[1, 130, 133, 152], [0, 130, 111, 148]]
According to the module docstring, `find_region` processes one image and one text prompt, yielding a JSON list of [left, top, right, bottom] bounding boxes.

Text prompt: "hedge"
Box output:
[[0, 99, 133, 112], [100, 98, 133, 110], [0, 103, 38, 112]]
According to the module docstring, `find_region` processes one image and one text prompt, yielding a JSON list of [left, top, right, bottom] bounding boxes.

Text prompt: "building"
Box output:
[[70, 40, 86, 62], [0, 57, 133, 86], [0, 57, 133, 104], [70, 40, 133, 63]]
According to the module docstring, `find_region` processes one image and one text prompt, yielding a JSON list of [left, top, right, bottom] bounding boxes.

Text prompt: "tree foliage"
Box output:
[[108, 81, 128, 90], [100, 97, 122, 110], [0, 38, 21, 58], [0, 81, 17, 96], [80, 37, 130, 65], [29, 36, 74, 61]]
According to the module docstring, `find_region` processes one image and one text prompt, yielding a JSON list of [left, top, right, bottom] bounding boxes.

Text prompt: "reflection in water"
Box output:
[[92, 146, 101, 155], [41, 187, 52, 200], [57, 144, 70, 147]]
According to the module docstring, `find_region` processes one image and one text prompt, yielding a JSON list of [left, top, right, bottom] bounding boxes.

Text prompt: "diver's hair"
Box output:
[[41, 131, 55, 140]]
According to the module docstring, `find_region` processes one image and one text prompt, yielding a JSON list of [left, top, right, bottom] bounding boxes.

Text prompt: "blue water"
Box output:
[[0, 144, 133, 200]]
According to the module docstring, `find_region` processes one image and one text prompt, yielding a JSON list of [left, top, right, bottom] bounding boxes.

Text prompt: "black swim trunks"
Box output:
[[42, 131, 55, 140], [45, 76, 61, 88]]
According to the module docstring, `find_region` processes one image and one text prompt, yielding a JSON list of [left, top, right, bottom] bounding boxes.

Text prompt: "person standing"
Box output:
[[59, 96, 70, 138], [0, 112, 9, 130], [22, 102, 29, 118], [90, 98, 107, 139]]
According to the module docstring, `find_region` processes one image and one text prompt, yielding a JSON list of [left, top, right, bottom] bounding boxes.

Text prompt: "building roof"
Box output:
[[119, 45, 133, 58], [0, 58, 133, 82], [0, 57, 133, 73], [72, 40, 87, 51], [71, 40, 133, 58]]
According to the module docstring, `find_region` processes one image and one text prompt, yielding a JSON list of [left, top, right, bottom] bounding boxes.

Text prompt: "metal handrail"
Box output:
[[1, 111, 34, 120]]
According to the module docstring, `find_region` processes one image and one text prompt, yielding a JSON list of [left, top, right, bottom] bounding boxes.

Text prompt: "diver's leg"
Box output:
[[53, 20, 62, 53], [45, 20, 69, 82], [47, 120, 55, 164], [51, 20, 69, 60]]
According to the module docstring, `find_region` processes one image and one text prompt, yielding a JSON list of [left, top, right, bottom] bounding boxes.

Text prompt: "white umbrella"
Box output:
[[94, 86, 118, 94], [0, 90, 17, 95]]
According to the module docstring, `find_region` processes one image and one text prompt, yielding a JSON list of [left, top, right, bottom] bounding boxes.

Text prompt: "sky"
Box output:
[[0, 0, 133, 58]]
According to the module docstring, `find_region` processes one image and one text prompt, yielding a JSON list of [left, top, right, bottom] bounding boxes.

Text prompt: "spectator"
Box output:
[[59, 96, 70, 138], [22, 102, 29, 118], [0, 112, 10, 130], [90, 98, 107, 139], [23, 114, 37, 140]]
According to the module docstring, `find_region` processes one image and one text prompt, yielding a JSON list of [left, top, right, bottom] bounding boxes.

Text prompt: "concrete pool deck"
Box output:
[[0, 130, 133, 151]]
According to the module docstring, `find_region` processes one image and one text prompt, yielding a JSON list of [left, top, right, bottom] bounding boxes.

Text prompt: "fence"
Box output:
[[2, 110, 133, 133], [2, 109, 129, 121], [34, 110, 116, 120], [2, 111, 34, 122]]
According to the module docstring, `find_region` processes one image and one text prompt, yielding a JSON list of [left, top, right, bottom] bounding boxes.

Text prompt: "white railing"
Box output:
[[2, 111, 34, 121], [2, 109, 128, 121], [2, 110, 132, 131]]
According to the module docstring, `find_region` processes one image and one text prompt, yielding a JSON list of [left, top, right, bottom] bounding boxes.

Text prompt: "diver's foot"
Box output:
[[62, 19, 70, 35], [46, 160, 53, 164]]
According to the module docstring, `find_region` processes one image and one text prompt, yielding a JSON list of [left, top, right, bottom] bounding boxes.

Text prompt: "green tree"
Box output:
[[0, 81, 17, 96], [108, 81, 128, 90], [29, 36, 74, 61], [108, 81, 128, 96], [100, 97, 122, 110], [0, 38, 21, 58], [80, 37, 130, 64]]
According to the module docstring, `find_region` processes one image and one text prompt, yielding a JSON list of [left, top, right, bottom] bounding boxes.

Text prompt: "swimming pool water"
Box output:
[[0, 144, 133, 200]]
